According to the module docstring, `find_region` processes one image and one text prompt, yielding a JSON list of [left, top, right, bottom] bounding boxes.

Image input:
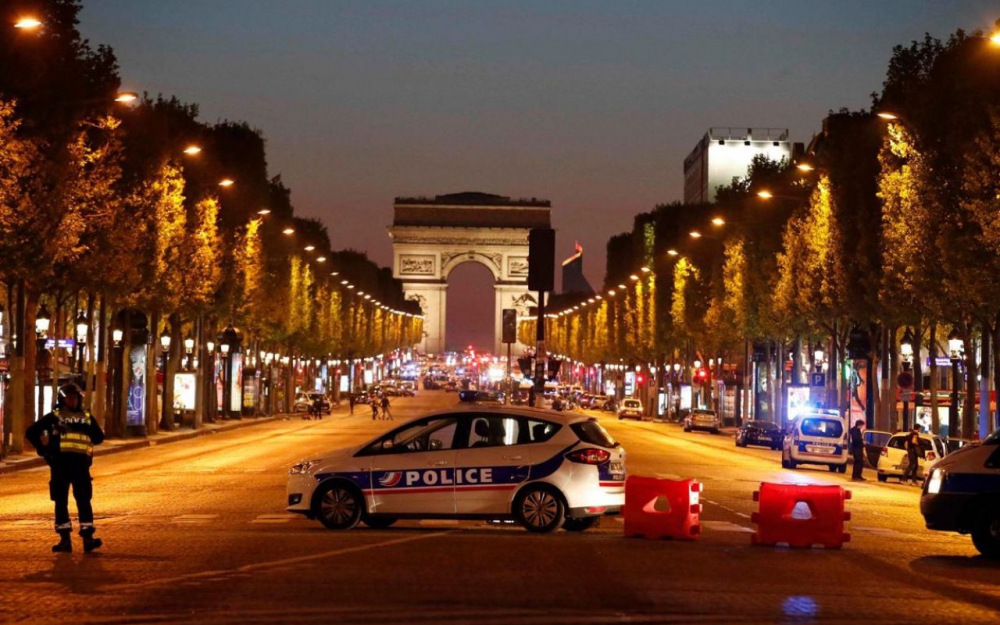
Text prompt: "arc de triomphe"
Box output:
[[388, 192, 550, 355]]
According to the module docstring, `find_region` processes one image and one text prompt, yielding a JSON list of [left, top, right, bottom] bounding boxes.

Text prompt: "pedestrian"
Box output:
[[348, 392, 355, 415], [849, 419, 866, 481], [24, 382, 105, 554], [903, 426, 923, 485], [380, 394, 392, 420], [370, 396, 379, 420], [310, 395, 323, 420]]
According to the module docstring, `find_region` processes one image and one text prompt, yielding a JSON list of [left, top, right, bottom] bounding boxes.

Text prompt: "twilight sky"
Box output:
[[79, 0, 997, 351]]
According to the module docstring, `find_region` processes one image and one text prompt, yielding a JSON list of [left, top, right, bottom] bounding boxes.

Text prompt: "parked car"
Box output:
[[945, 438, 978, 454], [293, 392, 331, 415], [876, 431, 947, 482], [458, 390, 504, 405], [863, 429, 892, 468], [684, 409, 720, 434], [736, 420, 782, 449], [617, 399, 643, 420], [781, 413, 848, 473]]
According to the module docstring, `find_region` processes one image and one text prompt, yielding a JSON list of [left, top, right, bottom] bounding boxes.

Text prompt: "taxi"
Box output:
[[287, 407, 625, 533]]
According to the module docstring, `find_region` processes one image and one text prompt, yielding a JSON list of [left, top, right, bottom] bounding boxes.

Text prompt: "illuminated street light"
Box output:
[[617, 284, 626, 290], [304, 245, 315, 252], [667, 249, 679, 257], [876, 112, 899, 120], [629, 274, 639, 281], [35, 305, 51, 335], [607, 289, 616, 296], [689, 231, 702, 238], [282, 228, 295, 235], [257, 208, 271, 215], [183, 145, 202, 155], [14, 17, 43, 29], [218, 178, 235, 187], [114, 91, 139, 103], [757, 190, 774, 199], [711, 217, 725, 226], [640, 266, 651, 273], [796, 163, 815, 172], [316, 256, 326, 262]]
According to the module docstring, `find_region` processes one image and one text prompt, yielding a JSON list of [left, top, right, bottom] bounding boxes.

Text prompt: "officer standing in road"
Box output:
[[903, 426, 923, 485], [849, 419, 866, 481], [25, 382, 105, 553]]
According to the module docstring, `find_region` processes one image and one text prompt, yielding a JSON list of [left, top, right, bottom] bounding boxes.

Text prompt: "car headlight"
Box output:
[[927, 468, 946, 494], [289, 460, 317, 475]]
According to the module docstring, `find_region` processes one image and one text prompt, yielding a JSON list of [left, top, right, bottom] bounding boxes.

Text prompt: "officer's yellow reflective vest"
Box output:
[[54, 410, 95, 458]]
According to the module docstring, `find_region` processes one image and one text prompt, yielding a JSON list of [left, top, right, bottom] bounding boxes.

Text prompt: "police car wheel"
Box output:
[[362, 515, 397, 529], [515, 486, 565, 533], [315, 483, 363, 530], [971, 513, 1000, 558], [837, 464, 847, 474], [877, 473, 888, 482], [562, 517, 600, 532]]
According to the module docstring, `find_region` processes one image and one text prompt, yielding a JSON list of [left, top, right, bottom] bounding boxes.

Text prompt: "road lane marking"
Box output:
[[251, 514, 298, 524], [171, 514, 219, 524], [701, 520, 753, 533], [106, 531, 453, 592]]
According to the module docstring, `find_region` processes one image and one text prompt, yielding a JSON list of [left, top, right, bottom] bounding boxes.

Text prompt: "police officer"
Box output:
[[25, 382, 105, 553], [849, 419, 866, 481]]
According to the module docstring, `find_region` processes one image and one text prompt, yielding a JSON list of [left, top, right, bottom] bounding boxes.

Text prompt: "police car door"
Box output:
[[367, 416, 460, 515], [454, 414, 530, 514]]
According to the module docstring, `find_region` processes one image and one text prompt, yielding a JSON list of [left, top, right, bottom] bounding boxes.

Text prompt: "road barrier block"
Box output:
[[750, 482, 851, 549], [624, 476, 702, 540]]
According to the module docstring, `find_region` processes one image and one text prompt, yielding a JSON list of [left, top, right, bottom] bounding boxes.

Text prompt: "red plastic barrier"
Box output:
[[623, 476, 702, 540], [750, 482, 851, 549]]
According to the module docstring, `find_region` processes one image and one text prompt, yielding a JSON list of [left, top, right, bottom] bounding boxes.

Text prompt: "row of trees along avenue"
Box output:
[[521, 24, 1000, 440], [0, 1, 422, 454]]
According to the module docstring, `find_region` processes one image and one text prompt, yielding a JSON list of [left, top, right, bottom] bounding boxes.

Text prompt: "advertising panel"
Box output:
[[785, 384, 812, 424], [173, 372, 196, 411], [229, 353, 242, 413], [624, 372, 635, 397], [126, 344, 146, 426], [680, 385, 692, 410]]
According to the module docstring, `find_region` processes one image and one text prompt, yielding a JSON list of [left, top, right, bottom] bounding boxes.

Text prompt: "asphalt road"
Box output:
[[1, 391, 997, 624]]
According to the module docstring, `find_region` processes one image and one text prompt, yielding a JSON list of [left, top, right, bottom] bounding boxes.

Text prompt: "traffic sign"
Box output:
[[896, 371, 914, 389], [810, 372, 826, 387]]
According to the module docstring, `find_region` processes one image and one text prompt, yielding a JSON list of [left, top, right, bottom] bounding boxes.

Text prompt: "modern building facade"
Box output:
[[683, 127, 793, 204]]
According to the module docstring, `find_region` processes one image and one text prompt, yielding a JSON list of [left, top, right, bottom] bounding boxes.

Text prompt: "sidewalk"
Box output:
[[0, 415, 283, 475]]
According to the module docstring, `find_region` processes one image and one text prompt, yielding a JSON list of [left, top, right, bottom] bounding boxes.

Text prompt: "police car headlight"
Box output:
[[927, 468, 945, 494], [289, 461, 316, 475]]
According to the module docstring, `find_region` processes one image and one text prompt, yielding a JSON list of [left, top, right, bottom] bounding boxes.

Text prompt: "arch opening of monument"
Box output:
[[388, 192, 550, 356], [445, 260, 495, 352]]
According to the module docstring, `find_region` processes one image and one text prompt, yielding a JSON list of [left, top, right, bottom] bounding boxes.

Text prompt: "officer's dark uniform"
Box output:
[[25, 383, 105, 553]]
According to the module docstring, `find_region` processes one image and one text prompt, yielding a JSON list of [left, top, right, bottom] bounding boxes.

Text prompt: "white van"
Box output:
[[780, 413, 848, 473], [920, 430, 1000, 558]]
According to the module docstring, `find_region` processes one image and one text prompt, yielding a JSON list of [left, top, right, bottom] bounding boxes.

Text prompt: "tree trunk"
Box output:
[[993, 314, 1000, 434], [962, 328, 977, 441], [888, 327, 899, 431], [979, 320, 991, 440], [146, 309, 160, 436], [22, 285, 40, 442], [929, 324, 940, 436]]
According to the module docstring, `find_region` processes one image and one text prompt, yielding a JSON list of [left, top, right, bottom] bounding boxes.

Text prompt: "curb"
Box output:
[[0, 415, 282, 476]]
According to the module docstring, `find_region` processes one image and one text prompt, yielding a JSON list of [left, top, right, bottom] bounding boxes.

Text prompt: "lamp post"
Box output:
[[184, 334, 195, 371], [220, 338, 231, 420], [948, 329, 963, 439], [900, 328, 915, 431], [160, 327, 171, 428], [75, 311, 89, 379], [35, 304, 51, 417]]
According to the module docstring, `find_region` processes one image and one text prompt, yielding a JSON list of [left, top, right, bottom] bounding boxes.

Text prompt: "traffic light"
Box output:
[[695, 368, 708, 382], [636, 374, 645, 385], [528, 228, 556, 292]]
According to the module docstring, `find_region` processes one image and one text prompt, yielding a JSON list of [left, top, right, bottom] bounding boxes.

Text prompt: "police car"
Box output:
[[920, 429, 1000, 558], [287, 407, 625, 533]]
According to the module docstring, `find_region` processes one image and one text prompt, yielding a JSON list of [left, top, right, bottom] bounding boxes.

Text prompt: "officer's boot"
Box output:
[[81, 528, 102, 553], [52, 530, 72, 553]]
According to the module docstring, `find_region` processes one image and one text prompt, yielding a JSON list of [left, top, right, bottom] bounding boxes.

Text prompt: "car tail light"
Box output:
[[567, 448, 611, 464], [880, 447, 888, 457], [926, 451, 936, 461]]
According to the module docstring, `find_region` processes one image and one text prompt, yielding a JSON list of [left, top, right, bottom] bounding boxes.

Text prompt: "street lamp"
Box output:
[[900, 328, 915, 430], [160, 328, 172, 428], [35, 304, 50, 336], [184, 333, 195, 370], [75, 311, 89, 375], [14, 17, 43, 29], [948, 328, 963, 439]]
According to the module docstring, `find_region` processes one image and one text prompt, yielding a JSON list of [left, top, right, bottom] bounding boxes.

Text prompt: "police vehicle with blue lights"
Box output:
[[287, 407, 626, 533], [920, 429, 1000, 558]]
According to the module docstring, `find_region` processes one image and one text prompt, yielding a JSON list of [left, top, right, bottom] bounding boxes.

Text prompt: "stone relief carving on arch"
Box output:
[[406, 294, 427, 314], [441, 250, 502, 280], [511, 292, 537, 317]]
